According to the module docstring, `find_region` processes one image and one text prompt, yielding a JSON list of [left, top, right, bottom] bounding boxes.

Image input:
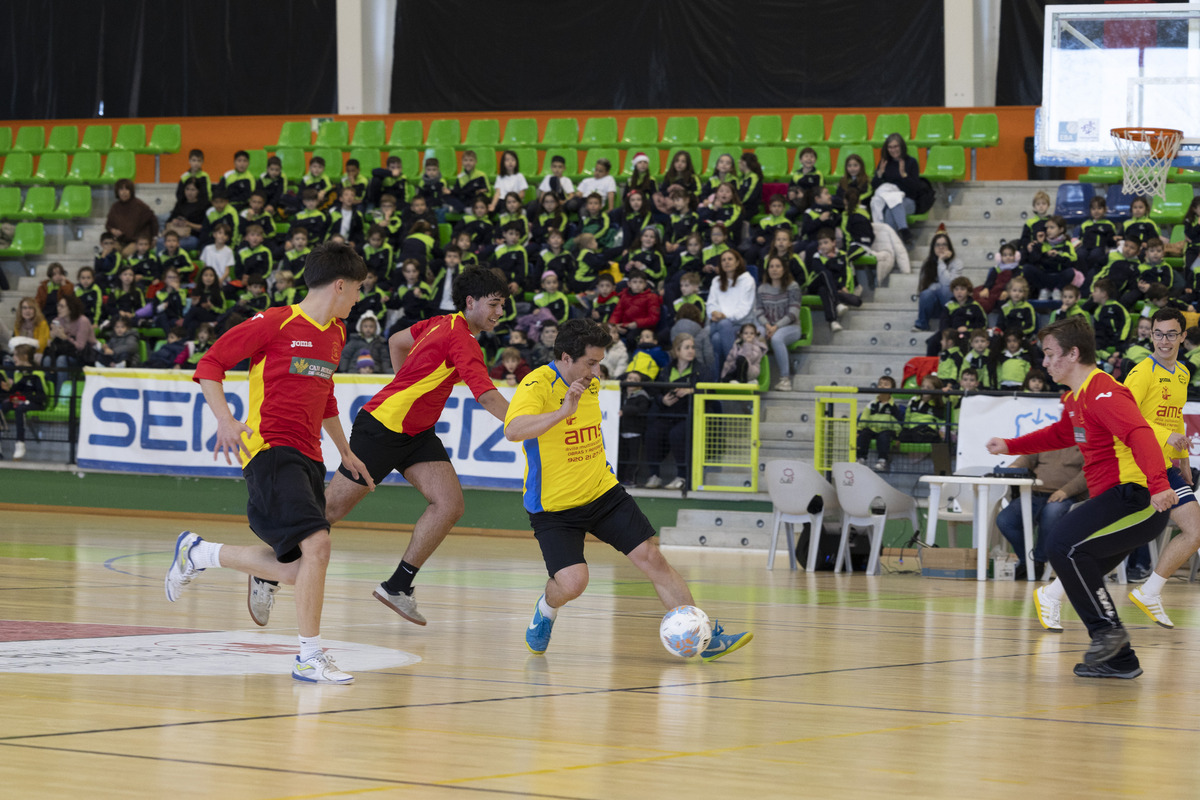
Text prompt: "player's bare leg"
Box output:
[[626, 539, 694, 608], [372, 461, 464, 624], [292, 530, 331, 638], [1131, 501, 1200, 628], [217, 544, 303, 584], [527, 564, 588, 654], [324, 471, 373, 526]]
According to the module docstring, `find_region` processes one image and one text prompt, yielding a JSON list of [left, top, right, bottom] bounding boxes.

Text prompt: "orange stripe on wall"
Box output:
[[3, 106, 1049, 183]]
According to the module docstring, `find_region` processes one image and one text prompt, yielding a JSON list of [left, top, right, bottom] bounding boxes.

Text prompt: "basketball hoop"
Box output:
[[1111, 126, 1183, 198]]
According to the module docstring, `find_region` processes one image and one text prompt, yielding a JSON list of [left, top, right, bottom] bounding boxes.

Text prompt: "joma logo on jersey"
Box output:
[[564, 424, 602, 445], [291, 340, 313, 348]]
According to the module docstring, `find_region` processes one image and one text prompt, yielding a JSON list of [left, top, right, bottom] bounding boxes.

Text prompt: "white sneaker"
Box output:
[[774, 377, 792, 391], [292, 651, 354, 684], [1129, 586, 1174, 629], [643, 474, 664, 489], [1051, 288, 1062, 301], [835, 303, 849, 315], [664, 476, 686, 490], [248, 576, 278, 627], [372, 584, 427, 625], [1034, 585, 1063, 631], [1038, 288, 1052, 300], [12, 442, 25, 460], [164, 531, 205, 602], [874, 459, 888, 471], [830, 321, 843, 332]]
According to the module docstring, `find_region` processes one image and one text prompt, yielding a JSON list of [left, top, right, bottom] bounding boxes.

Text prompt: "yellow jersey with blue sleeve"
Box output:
[[1123, 354, 1190, 465], [504, 363, 617, 513]]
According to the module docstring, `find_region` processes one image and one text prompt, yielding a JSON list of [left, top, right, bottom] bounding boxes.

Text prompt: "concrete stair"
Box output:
[[659, 508, 777, 550]]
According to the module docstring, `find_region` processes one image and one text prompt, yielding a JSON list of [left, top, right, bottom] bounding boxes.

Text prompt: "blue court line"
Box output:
[[103, 551, 163, 579]]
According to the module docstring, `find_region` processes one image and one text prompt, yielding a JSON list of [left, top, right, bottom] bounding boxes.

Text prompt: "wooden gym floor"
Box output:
[[2, 508, 1200, 799]]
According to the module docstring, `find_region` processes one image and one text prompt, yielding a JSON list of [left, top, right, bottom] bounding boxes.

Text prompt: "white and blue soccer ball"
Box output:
[[659, 605, 712, 658]]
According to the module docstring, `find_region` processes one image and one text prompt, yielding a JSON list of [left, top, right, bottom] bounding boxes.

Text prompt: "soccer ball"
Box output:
[[659, 605, 712, 658]]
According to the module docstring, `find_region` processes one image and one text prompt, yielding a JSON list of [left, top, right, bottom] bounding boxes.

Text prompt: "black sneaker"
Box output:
[[1073, 661, 1143, 679], [1084, 625, 1130, 665]]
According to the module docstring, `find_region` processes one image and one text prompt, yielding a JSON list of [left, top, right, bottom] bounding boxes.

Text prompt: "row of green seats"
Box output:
[[270, 113, 1001, 154], [0, 186, 92, 220], [1080, 166, 1200, 185], [0, 124, 180, 155], [0, 151, 135, 185]]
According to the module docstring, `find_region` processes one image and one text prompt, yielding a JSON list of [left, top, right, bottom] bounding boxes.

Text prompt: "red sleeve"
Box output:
[[192, 313, 272, 384], [1005, 413, 1074, 455], [1097, 386, 1171, 494], [450, 323, 497, 400], [609, 293, 628, 325], [632, 292, 662, 329], [324, 381, 338, 419]]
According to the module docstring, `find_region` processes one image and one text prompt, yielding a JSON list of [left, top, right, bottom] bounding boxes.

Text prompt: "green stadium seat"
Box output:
[[792, 145, 831, 177], [0, 221, 45, 257], [28, 380, 82, 424], [911, 113, 956, 148], [502, 118, 539, 147], [540, 118, 580, 149], [0, 187, 20, 219], [577, 148, 620, 182], [314, 120, 349, 150], [661, 116, 699, 147], [79, 125, 113, 153], [580, 117, 618, 147], [868, 113, 911, 146], [113, 124, 150, 153], [957, 113, 999, 147], [438, 223, 452, 248], [471, 147, 498, 173], [704, 148, 738, 175], [63, 152, 101, 185], [701, 116, 741, 147], [13, 126, 45, 154], [146, 124, 182, 154], [510, 147, 538, 176], [789, 307, 814, 350], [313, 148, 344, 181], [0, 128, 11, 153], [386, 148, 420, 175], [784, 114, 825, 146], [1079, 165, 1124, 184], [425, 119, 461, 148], [1149, 183, 1194, 227], [742, 115, 782, 146], [1173, 168, 1200, 184], [754, 146, 789, 182], [827, 114, 868, 145], [14, 186, 56, 220], [541, 147, 579, 178], [349, 148, 381, 171], [46, 126, 79, 153], [464, 119, 501, 149], [46, 185, 92, 220], [423, 147, 458, 176], [350, 120, 385, 150], [621, 117, 659, 148], [32, 153, 68, 185], [830, 145, 875, 179], [97, 151, 136, 185], [620, 148, 659, 178], [924, 145, 966, 182], [670, 146, 704, 178], [275, 149, 306, 186], [1, 153, 34, 184], [246, 148, 268, 176], [274, 121, 312, 150], [388, 119, 424, 149]]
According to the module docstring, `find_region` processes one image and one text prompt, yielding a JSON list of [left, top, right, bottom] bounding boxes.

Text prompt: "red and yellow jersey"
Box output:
[[504, 363, 616, 513], [1123, 355, 1190, 464], [193, 305, 343, 464], [362, 312, 495, 434], [1006, 368, 1170, 496]]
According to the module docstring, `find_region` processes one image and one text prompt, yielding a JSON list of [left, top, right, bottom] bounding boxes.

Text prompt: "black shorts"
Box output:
[[338, 409, 450, 486], [529, 485, 657, 577], [1168, 467, 1197, 510], [243, 446, 330, 563]]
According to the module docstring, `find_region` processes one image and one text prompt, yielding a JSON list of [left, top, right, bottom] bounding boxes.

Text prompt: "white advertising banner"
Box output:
[[76, 369, 620, 489], [958, 394, 1200, 471]]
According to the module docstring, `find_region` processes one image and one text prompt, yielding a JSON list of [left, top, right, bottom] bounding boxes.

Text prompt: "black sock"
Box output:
[[382, 561, 419, 595]]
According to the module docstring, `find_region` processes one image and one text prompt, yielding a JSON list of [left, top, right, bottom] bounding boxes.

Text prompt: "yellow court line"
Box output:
[[264, 786, 399, 800]]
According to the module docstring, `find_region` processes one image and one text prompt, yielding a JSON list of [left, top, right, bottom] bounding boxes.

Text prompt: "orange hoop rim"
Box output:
[[1111, 126, 1184, 143]]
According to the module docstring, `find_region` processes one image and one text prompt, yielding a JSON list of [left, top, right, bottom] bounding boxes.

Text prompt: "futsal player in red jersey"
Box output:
[[164, 243, 374, 684], [987, 316, 1175, 679], [321, 268, 511, 625]]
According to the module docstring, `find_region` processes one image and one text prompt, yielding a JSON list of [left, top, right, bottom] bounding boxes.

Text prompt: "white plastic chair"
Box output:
[[765, 460, 840, 571], [831, 462, 920, 575]]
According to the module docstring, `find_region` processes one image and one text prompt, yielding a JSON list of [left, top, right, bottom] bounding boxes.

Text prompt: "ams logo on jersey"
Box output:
[[564, 423, 602, 445]]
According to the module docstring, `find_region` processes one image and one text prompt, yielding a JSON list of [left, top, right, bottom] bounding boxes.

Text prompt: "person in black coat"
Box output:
[[870, 134, 924, 245]]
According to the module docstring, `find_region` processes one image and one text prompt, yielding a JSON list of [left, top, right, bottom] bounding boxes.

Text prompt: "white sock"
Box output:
[[538, 594, 558, 620], [190, 541, 223, 570], [299, 635, 322, 661], [1142, 572, 1167, 596], [1046, 579, 1067, 602]]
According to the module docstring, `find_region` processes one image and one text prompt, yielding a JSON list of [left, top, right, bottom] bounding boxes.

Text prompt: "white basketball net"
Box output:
[[1111, 127, 1183, 199]]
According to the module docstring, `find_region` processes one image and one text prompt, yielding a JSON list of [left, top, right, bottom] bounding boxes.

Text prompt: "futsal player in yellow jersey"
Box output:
[[1034, 308, 1200, 633], [504, 319, 752, 660]]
